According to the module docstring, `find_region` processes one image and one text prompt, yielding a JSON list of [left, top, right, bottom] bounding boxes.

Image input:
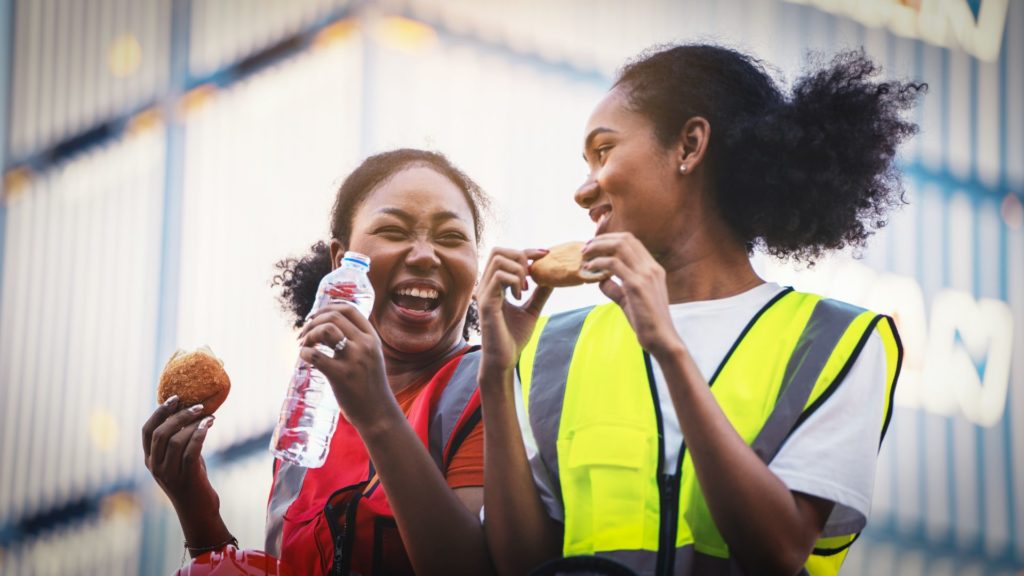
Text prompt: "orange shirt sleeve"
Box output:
[[444, 419, 484, 489]]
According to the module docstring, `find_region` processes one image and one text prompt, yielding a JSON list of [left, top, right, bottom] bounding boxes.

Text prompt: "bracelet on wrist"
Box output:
[[184, 535, 238, 557]]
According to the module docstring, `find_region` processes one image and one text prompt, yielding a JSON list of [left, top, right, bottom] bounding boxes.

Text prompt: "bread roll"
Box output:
[[529, 241, 608, 287], [157, 346, 230, 415]]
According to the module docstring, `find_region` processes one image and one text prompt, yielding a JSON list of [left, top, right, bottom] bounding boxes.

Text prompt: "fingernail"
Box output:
[[522, 278, 529, 291], [162, 395, 179, 407], [198, 416, 215, 430], [536, 248, 550, 254], [187, 404, 204, 414]]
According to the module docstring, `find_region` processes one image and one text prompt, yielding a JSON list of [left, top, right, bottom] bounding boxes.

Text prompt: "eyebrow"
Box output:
[[375, 207, 469, 224], [583, 127, 616, 160]]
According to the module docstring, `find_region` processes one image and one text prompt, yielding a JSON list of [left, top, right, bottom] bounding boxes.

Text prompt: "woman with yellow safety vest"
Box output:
[[477, 45, 924, 576]]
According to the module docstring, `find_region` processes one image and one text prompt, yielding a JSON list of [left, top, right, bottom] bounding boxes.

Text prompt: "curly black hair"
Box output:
[[615, 44, 926, 262], [271, 149, 490, 339]]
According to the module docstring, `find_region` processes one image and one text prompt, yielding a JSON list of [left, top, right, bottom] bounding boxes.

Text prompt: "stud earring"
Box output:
[[679, 164, 687, 174]]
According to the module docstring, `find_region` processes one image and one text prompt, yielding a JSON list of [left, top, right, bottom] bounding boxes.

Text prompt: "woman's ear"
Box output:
[[329, 239, 346, 270], [676, 116, 711, 173]]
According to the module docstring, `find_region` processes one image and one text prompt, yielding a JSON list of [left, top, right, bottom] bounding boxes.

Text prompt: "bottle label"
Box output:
[[325, 281, 358, 301]]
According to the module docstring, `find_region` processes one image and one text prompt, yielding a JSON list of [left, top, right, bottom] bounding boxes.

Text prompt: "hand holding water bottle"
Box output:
[[270, 251, 377, 467], [297, 302, 391, 427]]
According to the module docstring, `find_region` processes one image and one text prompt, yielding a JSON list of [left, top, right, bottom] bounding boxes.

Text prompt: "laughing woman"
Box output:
[[143, 149, 494, 576], [478, 46, 923, 576]]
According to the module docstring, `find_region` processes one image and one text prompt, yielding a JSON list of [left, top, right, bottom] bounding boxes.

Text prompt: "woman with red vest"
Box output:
[[143, 149, 494, 575]]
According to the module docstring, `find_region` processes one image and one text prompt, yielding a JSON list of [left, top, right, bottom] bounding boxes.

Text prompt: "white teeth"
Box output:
[[397, 287, 439, 299]]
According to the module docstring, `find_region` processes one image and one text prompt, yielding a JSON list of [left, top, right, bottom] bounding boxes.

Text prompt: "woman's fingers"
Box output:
[[523, 247, 550, 261], [598, 277, 626, 304], [480, 251, 531, 302], [142, 395, 180, 463], [158, 419, 202, 476], [182, 416, 214, 474], [583, 233, 664, 287], [302, 321, 348, 352], [491, 270, 526, 301], [148, 404, 207, 471], [299, 300, 374, 340], [523, 285, 553, 317]]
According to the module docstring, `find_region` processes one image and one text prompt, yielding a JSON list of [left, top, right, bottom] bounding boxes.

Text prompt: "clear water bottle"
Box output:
[[270, 251, 375, 468]]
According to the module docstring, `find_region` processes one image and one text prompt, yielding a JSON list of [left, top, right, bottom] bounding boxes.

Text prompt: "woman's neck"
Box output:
[[383, 337, 468, 394], [657, 216, 764, 305]]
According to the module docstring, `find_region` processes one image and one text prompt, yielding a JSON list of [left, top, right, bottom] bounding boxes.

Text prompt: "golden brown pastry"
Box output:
[[529, 241, 608, 287], [157, 346, 231, 415]]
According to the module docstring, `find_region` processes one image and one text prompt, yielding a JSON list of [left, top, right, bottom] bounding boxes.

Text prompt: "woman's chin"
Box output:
[[378, 327, 446, 357]]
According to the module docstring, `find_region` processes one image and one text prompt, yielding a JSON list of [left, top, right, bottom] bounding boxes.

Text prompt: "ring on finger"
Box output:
[[334, 336, 349, 354]]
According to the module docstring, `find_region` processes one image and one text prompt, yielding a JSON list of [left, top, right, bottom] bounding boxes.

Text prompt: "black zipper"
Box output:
[[656, 472, 674, 575], [323, 485, 364, 576], [645, 353, 681, 576]]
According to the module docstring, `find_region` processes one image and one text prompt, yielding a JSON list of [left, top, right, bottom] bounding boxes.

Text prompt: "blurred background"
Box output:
[[0, 0, 1021, 574]]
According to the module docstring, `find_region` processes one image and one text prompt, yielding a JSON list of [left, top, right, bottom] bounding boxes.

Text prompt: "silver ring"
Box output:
[[334, 336, 349, 354]]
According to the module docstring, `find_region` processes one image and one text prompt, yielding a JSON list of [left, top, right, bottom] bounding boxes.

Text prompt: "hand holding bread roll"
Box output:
[[529, 241, 608, 287], [157, 346, 231, 415]]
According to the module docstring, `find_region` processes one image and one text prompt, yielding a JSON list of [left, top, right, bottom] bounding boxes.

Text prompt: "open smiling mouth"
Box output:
[[392, 286, 442, 313]]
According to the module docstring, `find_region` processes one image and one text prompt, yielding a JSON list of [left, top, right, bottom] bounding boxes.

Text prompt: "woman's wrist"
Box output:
[[351, 394, 404, 443], [478, 360, 517, 398], [175, 505, 232, 556], [479, 356, 515, 379], [648, 333, 688, 365]]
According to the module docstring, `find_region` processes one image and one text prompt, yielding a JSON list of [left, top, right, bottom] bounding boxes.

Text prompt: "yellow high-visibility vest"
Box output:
[[519, 289, 901, 576]]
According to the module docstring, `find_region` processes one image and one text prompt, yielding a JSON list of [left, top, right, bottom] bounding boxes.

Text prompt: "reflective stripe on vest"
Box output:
[[264, 348, 483, 562], [519, 291, 901, 576]]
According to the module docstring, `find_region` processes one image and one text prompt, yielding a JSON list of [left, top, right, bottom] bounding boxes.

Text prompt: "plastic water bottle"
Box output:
[[270, 251, 375, 468]]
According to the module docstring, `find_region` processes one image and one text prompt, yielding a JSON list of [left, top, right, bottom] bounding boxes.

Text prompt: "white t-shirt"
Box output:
[[513, 282, 888, 536]]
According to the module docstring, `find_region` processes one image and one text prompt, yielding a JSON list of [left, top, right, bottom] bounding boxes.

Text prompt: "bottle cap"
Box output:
[[341, 251, 370, 270]]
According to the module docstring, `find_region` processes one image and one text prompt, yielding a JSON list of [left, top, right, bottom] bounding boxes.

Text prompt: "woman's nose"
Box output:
[[575, 177, 599, 208], [405, 240, 441, 270]]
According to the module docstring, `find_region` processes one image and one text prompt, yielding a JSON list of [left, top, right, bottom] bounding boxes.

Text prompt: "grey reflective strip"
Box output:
[[751, 298, 864, 464], [596, 546, 731, 576], [264, 460, 307, 556], [598, 549, 658, 574], [528, 306, 594, 503], [601, 546, 807, 576], [429, 350, 481, 469]]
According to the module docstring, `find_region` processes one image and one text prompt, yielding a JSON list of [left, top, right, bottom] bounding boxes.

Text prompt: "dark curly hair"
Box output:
[[271, 149, 490, 339], [615, 44, 926, 262]]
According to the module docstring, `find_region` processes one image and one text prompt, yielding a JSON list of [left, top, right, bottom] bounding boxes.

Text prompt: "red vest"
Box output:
[[264, 349, 482, 576]]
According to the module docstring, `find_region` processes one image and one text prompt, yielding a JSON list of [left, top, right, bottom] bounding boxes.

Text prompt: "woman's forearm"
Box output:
[[480, 364, 562, 576], [654, 342, 825, 575], [356, 398, 494, 576]]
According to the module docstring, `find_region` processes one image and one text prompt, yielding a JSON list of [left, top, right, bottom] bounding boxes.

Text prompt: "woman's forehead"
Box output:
[[584, 89, 637, 137], [358, 166, 474, 224]]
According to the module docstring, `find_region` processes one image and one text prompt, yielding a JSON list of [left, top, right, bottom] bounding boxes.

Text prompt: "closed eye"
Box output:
[[375, 226, 408, 239], [437, 231, 470, 245]]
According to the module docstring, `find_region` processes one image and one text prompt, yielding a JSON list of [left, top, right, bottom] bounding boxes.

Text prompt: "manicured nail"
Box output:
[[522, 278, 529, 291], [198, 416, 215, 430], [535, 248, 550, 254], [162, 395, 179, 407], [187, 404, 204, 414]]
